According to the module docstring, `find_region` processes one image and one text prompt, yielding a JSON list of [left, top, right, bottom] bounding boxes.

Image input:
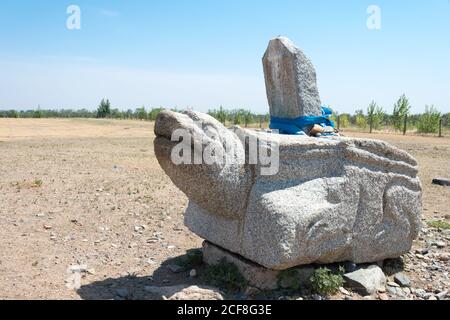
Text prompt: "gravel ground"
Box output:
[[0, 119, 448, 300]]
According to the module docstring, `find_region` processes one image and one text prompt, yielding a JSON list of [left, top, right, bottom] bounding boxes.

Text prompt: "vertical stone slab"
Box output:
[[263, 37, 322, 118]]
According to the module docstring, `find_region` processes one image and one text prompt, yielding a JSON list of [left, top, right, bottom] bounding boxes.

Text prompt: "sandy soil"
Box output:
[[0, 119, 448, 300]]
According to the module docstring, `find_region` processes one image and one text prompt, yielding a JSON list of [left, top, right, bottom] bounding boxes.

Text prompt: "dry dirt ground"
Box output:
[[0, 119, 449, 300]]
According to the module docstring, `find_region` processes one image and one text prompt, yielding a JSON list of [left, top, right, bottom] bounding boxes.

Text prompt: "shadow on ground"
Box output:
[[77, 251, 205, 300]]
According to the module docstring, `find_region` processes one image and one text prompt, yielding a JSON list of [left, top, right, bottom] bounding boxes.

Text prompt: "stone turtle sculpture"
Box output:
[[154, 110, 422, 270]]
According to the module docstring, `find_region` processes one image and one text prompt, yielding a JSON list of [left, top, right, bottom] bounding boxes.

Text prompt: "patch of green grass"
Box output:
[[175, 249, 203, 270], [427, 220, 450, 230], [310, 267, 344, 296], [201, 258, 247, 293]]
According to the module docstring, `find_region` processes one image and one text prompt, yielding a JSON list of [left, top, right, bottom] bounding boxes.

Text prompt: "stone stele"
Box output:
[[263, 36, 322, 118]]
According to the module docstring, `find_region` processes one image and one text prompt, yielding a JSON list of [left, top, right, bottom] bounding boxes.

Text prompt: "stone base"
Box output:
[[202, 241, 314, 291]]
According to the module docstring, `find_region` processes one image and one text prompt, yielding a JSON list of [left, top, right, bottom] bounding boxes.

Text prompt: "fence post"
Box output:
[[259, 115, 262, 129], [337, 115, 340, 130], [403, 114, 408, 136], [439, 118, 443, 137]]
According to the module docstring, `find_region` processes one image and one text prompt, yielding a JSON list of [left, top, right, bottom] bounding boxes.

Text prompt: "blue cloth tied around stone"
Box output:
[[269, 106, 335, 135]]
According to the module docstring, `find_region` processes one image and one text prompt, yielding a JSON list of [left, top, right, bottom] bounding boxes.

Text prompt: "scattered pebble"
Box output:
[[394, 273, 411, 287], [145, 258, 157, 265], [436, 290, 448, 300], [387, 281, 400, 288], [413, 288, 426, 298], [434, 241, 446, 249], [378, 293, 389, 300]]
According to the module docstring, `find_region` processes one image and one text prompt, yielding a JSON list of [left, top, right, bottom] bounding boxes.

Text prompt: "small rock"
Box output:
[[415, 248, 429, 255], [167, 245, 176, 249], [402, 287, 411, 295], [344, 261, 357, 273], [378, 293, 389, 300], [167, 264, 184, 273], [436, 291, 448, 300], [387, 286, 398, 296], [343, 265, 386, 296], [86, 268, 96, 275], [145, 258, 157, 265], [437, 253, 450, 262], [145, 285, 223, 300], [387, 281, 400, 288], [428, 296, 437, 301], [434, 241, 446, 249], [311, 294, 323, 300], [69, 264, 88, 273], [116, 288, 129, 298], [189, 269, 197, 278], [413, 288, 426, 298], [394, 273, 411, 287]]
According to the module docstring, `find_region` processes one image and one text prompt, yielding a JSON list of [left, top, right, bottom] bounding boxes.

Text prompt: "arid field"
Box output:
[[0, 118, 449, 300]]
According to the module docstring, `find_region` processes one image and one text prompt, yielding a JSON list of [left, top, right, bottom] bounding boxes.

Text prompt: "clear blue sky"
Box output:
[[1, 0, 449, 114]]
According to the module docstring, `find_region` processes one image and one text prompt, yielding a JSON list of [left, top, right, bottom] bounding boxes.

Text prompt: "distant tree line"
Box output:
[[0, 99, 169, 121], [328, 94, 449, 134], [1, 96, 448, 135]]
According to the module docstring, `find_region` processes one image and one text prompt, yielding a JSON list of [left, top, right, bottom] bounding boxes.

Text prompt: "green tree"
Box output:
[[392, 94, 411, 131], [339, 114, 350, 128], [367, 101, 385, 133], [215, 106, 227, 124], [417, 105, 441, 133], [97, 99, 111, 118], [355, 109, 367, 129], [243, 110, 254, 127], [111, 108, 123, 119], [148, 108, 164, 121], [8, 110, 19, 118]]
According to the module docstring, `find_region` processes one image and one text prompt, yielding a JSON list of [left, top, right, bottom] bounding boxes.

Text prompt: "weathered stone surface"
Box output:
[[263, 37, 322, 118], [144, 285, 224, 300], [344, 265, 387, 295], [155, 112, 421, 270], [154, 110, 422, 270], [202, 241, 315, 290]]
